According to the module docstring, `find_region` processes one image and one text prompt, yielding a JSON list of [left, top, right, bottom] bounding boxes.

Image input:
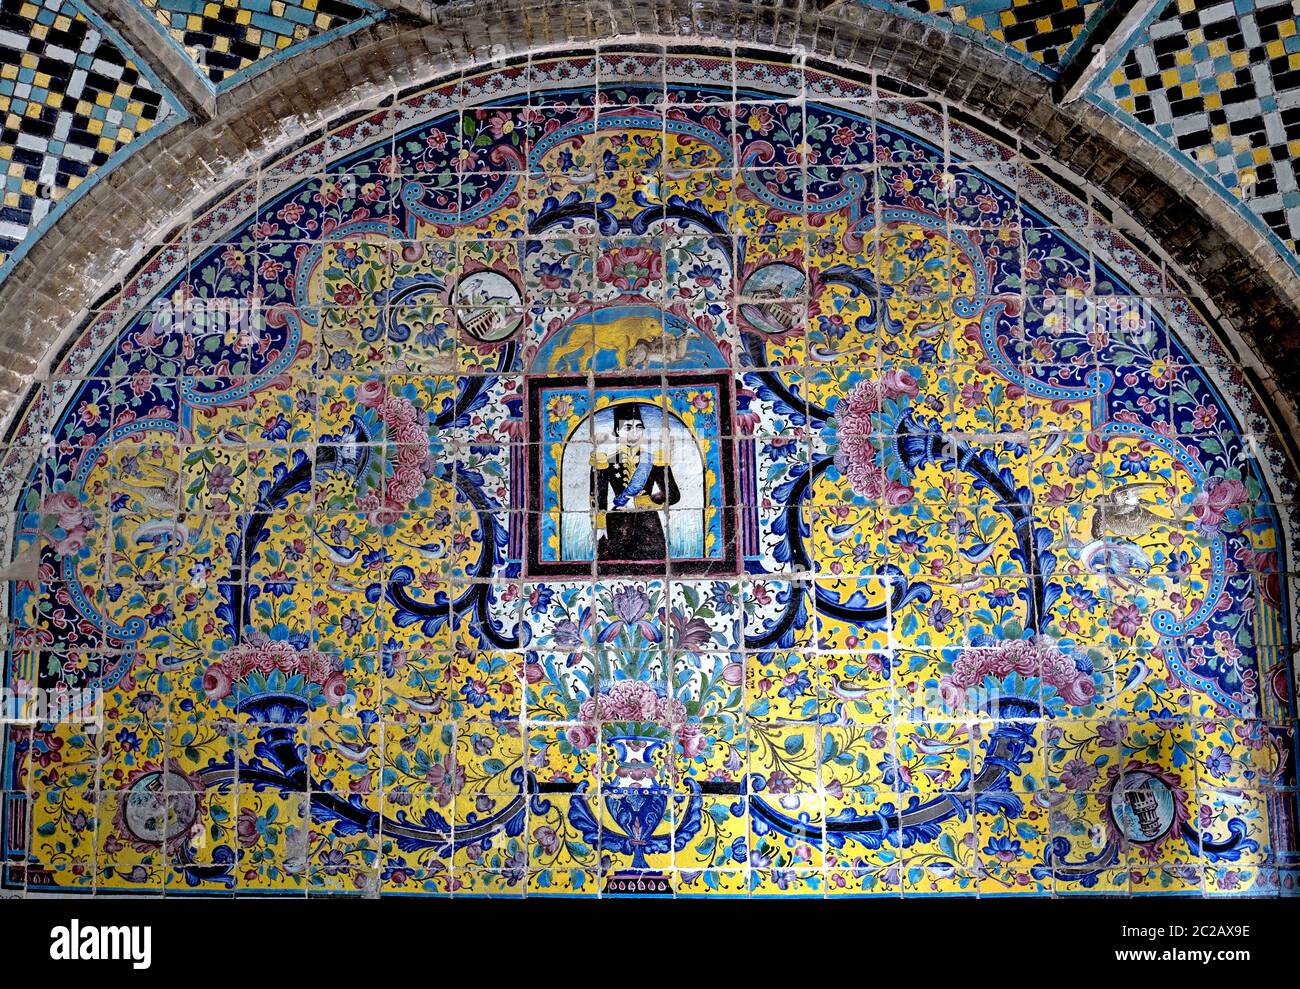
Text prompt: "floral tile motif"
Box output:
[[0, 50, 1295, 898]]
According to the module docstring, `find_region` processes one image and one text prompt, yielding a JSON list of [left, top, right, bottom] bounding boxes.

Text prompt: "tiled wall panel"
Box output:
[[1, 51, 1294, 898]]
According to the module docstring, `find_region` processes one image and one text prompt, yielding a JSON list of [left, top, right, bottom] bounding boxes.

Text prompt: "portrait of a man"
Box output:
[[526, 373, 737, 578], [591, 403, 681, 563]]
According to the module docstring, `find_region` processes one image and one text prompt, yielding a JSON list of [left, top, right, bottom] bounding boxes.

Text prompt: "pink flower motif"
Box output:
[[51, 530, 88, 556], [273, 644, 299, 673], [743, 106, 774, 135], [960, 380, 985, 408], [216, 634, 339, 697], [676, 723, 707, 759], [221, 245, 247, 273], [236, 807, 259, 847], [202, 663, 232, 702], [42, 490, 93, 533], [313, 181, 344, 207], [306, 651, 334, 682], [321, 673, 349, 706], [276, 201, 305, 224], [353, 394, 435, 526], [487, 111, 517, 139], [832, 378, 916, 505], [940, 637, 1096, 710], [581, 680, 687, 724], [831, 125, 858, 148], [1059, 758, 1098, 790], [1191, 476, 1248, 529], [669, 610, 713, 653], [1110, 603, 1142, 640], [880, 368, 920, 399], [783, 143, 814, 167], [565, 723, 597, 749], [594, 246, 663, 292]]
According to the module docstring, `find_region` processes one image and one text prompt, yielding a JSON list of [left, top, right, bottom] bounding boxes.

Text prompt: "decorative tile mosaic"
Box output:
[[0, 0, 180, 273], [133, 0, 383, 89], [880, 0, 1118, 74], [1, 50, 1297, 898], [1093, 0, 1300, 259]]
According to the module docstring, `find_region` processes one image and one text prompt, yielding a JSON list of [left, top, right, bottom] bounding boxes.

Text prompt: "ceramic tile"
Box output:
[[1, 51, 1295, 899], [0, 0, 178, 268]]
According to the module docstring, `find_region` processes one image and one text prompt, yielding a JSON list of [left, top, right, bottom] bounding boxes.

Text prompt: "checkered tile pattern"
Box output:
[[0, 0, 174, 268], [901, 0, 1112, 70], [1099, 0, 1300, 256], [140, 0, 376, 87]]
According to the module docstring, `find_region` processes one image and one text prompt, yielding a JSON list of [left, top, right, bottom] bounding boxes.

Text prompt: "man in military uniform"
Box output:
[[591, 403, 680, 564]]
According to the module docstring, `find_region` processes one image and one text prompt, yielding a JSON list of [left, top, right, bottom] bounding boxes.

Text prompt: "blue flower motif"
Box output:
[[983, 834, 1023, 862], [777, 669, 811, 701], [1166, 550, 1190, 578], [1066, 583, 1098, 610], [528, 585, 555, 611], [460, 680, 492, 708], [1204, 745, 1233, 778], [709, 583, 737, 615], [986, 586, 1015, 609], [260, 412, 290, 441], [685, 262, 723, 287], [889, 530, 928, 554], [361, 548, 392, 571], [262, 577, 294, 597], [340, 608, 364, 636], [928, 600, 954, 632], [1120, 451, 1152, 475], [1067, 452, 1095, 478], [416, 319, 449, 350], [533, 259, 572, 288], [381, 637, 405, 677], [115, 728, 140, 752], [879, 752, 904, 788]]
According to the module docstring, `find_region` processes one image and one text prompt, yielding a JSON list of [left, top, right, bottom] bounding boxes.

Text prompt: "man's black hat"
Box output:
[[612, 403, 644, 428]]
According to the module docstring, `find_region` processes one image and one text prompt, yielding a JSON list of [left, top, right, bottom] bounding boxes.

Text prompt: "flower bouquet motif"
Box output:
[[569, 679, 687, 789], [939, 637, 1099, 715], [832, 373, 918, 505], [354, 383, 438, 527], [564, 677, 704, 885], [201, 630, 349, 721]]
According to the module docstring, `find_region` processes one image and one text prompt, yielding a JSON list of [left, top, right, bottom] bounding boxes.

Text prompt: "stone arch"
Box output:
[[0, 1, 1298, 441]]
